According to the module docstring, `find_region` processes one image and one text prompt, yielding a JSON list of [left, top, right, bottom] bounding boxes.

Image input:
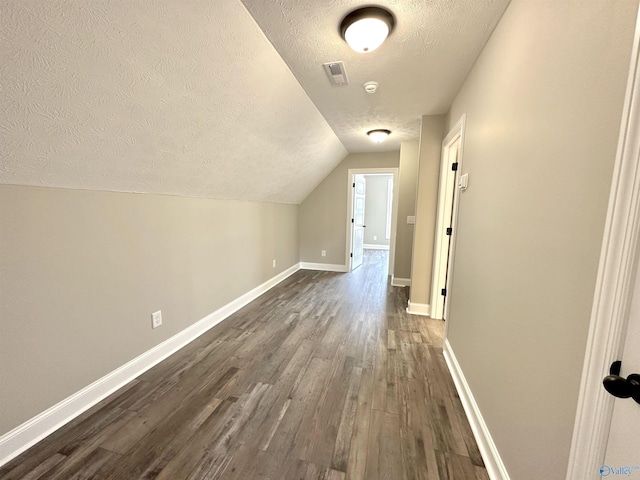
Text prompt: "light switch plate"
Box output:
[[459, 173, 469, 190], [407, 216, 416, 225]]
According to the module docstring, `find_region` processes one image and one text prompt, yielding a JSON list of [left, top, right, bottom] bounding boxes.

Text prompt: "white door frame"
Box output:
[[345, 168, 400, 273], [430, 115, 466, 321], [566, 10, 640, 479]]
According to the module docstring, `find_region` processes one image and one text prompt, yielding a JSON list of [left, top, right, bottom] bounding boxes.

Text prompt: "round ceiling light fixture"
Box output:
[[340, 7, 395, 53], [367, 129, 391, 143]]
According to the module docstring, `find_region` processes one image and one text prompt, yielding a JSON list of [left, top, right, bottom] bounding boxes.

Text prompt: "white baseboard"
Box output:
[[0, 263, 301, 468], [406, 300, 430, 316], [299, 262, 348, 273], [391, 276, 411, 287], [363, 244, 390, 250], [443, 340, 510, 480]]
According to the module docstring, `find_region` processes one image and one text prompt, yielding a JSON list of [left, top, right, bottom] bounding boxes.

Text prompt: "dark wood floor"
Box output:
[[0, 250, 487, 480]]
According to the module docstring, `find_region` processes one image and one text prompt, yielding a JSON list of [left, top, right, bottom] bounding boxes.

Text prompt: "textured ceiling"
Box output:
[[241, 0, 511, 152], [0, 0, 510, 203], [0, 0, 347, 203]]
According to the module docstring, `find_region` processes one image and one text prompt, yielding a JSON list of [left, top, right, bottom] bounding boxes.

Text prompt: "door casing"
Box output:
[[430, 115, 466, 321], [345, 168, 400, 273]]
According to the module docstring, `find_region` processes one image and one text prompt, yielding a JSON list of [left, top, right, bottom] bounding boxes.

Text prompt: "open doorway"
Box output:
[[346, 168, 399, 275]]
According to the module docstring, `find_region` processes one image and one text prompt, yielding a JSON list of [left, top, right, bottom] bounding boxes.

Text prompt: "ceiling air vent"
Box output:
[[323, 61, 349, 86]]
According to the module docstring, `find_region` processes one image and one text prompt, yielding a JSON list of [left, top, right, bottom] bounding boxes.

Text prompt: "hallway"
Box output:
[[0, 251, 487, 480]]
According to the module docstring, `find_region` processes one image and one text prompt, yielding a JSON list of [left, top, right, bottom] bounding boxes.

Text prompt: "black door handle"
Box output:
[[603, 361, 640, 404]]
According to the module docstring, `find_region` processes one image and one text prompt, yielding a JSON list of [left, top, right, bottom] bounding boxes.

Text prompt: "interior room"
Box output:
[[2, 1, 640, 479]]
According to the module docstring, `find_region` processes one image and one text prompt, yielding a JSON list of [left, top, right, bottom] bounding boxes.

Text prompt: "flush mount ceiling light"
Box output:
[[340, 7, 395, 53], [367, 129, 391, 143]]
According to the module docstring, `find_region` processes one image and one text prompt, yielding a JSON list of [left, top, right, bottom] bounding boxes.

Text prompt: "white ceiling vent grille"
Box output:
[[323, 61, 349, 86]]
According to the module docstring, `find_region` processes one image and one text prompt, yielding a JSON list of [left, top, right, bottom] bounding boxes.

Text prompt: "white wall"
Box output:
[[0, 185, 299, 436], [393, 141, 419, 280], [444, 1, 639, 479], [299, 152, 400, 265], [409, 115, 445, 307], [363, 175, 392, 247]]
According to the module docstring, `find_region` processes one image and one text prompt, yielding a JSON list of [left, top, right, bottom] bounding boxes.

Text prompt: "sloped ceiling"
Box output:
[[0, 0, 347, 204], [241, 0, 510, 153], [0, 0, 510, 203]]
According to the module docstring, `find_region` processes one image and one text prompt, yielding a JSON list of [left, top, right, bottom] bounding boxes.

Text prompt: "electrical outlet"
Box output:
[[273, 259, 276, 268], [373, 235, 377, 240], [321, 250, 326, 257], [151, 310, 162, 329]]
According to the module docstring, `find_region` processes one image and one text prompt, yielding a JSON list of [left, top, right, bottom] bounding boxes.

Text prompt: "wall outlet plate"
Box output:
[[321, 250, 326, 257], [151, 311, 162, 329], [273, 259, 276, 268]]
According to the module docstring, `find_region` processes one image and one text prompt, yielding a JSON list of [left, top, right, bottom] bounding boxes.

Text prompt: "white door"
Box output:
[[431, 116, 465, 321], [351, 175, 366, 270], [438, 142, 459, 319], [601, 264, 640, 475]]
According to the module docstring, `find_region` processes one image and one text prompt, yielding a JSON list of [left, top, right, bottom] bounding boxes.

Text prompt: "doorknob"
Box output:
[[603, 361, 640, 404]]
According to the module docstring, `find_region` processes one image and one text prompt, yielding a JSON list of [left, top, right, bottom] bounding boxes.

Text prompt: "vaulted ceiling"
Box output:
[[0, 0, 509, 204], [241, 0, 511, 153]]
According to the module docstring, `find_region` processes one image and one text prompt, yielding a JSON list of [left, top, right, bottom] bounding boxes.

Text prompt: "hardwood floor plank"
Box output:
[[2, 251, 489, 480], [396, 330, 417, 380], [100, 365, 237, 455], [259, 397, 292, 451], [45, 447, 120, 480], [388, 329, 397, 350], [301, 346, 354, 467], [345, 367, 374, 480], [435, 450, 479, 480], [263, 357, 331, 462], [398, 378, 440, 480], [304, 462, 346, 480], [186, 382, 273, 480], [371, 328, 388, 412], [151, 400, 236, 480], [474, 465, 491, 480], [331, 366, 363, 472], [0, 406, 131, 480], [355, 312, 378, 370], [100, 392, 228, 479], [386, 349, 400, 414], [366, 410, 405, 480], [18, 454, 66, 480]]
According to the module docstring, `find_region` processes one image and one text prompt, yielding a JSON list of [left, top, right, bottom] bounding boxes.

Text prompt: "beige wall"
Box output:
[[363, 175, 391, 247], [393, 141, 419, 280], [0, 185, 299, 435], [409, 116, 446, 306], [444, 1, 638, 479], [299, 152, 399, 265]]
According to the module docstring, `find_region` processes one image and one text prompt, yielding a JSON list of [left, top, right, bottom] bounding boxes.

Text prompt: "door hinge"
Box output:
[[350, 253, 353, 258], [351, 218, 354, 223], [446, 227, 453, 236], [353, 182, 356, 188], [441, 288, 447, 296], [452, 162, 459, 171]]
